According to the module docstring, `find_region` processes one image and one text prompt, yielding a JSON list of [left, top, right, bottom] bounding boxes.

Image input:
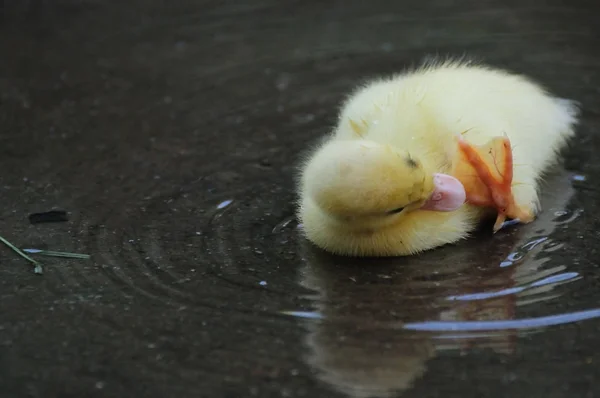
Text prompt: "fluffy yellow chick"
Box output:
[[297, 59, 579, 257]]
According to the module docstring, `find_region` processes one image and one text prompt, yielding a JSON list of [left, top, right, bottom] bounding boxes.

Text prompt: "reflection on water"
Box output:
[[405, 308, 600, 332], [284, 169, 585, 397]]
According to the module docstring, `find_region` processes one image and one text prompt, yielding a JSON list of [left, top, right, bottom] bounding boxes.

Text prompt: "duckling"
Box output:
[[297, 58, 579, 257]]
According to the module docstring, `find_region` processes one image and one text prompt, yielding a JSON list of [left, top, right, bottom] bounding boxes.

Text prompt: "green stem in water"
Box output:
[[0, 235, 43, 274], [22, 249, 90, 259]]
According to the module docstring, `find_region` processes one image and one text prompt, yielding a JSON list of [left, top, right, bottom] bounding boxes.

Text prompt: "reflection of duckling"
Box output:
[[297, 59, 579, 256], [294, 171, 576, 397], [297, 246, 437, 398]]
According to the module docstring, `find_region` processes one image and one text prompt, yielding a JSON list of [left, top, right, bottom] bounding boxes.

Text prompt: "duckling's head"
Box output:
[[298, 139, 467, 255]]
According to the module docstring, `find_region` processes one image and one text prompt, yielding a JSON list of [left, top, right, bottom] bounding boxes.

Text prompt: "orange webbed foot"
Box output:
[[453, 134, 535, 232]]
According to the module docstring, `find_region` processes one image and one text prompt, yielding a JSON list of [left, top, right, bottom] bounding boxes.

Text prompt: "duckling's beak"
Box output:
[[420, 173, 466, 212]]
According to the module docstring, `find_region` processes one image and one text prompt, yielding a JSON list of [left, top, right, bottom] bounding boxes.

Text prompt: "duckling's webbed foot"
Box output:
[[456, 135, 535, 232]]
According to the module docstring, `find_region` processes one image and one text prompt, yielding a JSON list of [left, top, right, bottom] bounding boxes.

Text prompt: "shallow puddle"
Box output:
[[0, 1, 599, 397]]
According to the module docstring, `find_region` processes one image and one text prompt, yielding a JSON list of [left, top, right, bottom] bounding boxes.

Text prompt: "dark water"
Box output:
[[1, 1, 599, 397]]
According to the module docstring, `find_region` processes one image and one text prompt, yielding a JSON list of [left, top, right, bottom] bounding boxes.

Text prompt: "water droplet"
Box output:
[[275, 73, 291, 91], [272, 216, 297, 233], [281, 310, 322, 319], [216, 199, 233, 209]]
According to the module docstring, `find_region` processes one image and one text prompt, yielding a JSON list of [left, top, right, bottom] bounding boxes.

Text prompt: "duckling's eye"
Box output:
[[387, 207, 405, 215], [405, 156, 418, 169]]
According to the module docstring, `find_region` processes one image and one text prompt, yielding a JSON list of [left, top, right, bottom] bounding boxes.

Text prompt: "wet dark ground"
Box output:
[[1, 1, 600, 397]]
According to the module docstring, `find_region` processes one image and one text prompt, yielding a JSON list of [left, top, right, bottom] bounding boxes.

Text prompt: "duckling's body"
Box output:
[[297, 59, 578, 257]]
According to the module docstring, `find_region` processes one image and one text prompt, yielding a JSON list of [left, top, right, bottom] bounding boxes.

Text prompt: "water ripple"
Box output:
[[446, 271, 581, 301], [403, 308, 600, 331]]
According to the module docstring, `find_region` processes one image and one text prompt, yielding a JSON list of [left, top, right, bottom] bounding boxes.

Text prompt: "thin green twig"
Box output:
[[22, 248, 90, 259], [0, 235, 43, 274]]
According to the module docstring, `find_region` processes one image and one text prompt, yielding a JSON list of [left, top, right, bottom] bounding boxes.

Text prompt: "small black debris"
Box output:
[[28, 210, 69, 224]]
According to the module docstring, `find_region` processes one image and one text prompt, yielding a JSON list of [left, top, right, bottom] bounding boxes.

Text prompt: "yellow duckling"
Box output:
[[297, 59, 579, 257]]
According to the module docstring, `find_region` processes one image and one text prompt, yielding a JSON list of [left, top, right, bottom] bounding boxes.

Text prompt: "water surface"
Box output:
[[0, 1, 599, 397]]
